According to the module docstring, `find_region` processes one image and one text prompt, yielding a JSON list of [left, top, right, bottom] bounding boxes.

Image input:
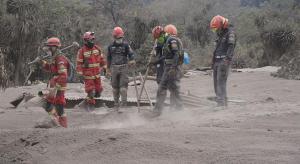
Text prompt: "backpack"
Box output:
[[165, 36, 184, 65]]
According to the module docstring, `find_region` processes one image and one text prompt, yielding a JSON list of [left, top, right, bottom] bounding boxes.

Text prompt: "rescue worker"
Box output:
[[210, 15, 236, 106], [76, 32, 106, 110], [153, 24, 184, 115], [107, 27, 136, 110], [39, 37, 70, 128], [151, 26, 166, 84]]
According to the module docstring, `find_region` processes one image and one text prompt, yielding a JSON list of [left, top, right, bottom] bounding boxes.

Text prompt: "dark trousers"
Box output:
[[213, 60, 230, 106], [155, 65, 183, 111]]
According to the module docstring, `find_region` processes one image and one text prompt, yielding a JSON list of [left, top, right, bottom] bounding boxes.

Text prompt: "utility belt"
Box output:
[[215, 55, 226, 59], [164, 59, 175, 65], [111, 64, 128, 68]]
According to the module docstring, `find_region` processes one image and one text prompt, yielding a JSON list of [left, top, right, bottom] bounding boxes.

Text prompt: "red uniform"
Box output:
[[76, 45, 105, 105], [42, 54, 69, 105]]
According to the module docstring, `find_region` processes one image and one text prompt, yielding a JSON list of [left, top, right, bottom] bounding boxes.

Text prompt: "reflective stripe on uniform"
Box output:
[[88, 63, 100, 68], [83, 51, 92, 57], [92, 50, 99, 55], [58, 68, 67, 74], [55, 84, 67, 91], [83, 50, 99, 57], [84, 74, 100, 79]]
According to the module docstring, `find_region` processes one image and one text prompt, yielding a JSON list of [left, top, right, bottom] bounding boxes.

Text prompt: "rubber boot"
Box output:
[[48, 109, 60, 127], [120, 87, 128, 108], [86, 98, 96, 111], [113, 88, 120, 111], [58, 116, 67, 128], [95, 91, 101, 98]]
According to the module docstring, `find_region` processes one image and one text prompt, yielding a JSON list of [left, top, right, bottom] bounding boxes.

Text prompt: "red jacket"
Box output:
[[76, 45, 105, 79], [41, 54, 69, 105]]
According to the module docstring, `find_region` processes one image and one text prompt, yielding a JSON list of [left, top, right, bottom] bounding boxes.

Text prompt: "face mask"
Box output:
[[48, 46, 58, 55], [115, 38, 123, 44], [157, 35, 165, 45], [85, 40, 94, 48]]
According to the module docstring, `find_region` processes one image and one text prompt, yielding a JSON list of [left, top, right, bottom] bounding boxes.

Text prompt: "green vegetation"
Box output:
[[0, 0, 299, 87]]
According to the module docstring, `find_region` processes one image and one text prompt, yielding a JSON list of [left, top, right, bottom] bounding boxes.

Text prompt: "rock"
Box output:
[[197, 149, 204, 152], [184, 141, 190, 144], [108, 137, 117, 141], [34, 118, 59, 129], [265, 97, 274, 102]]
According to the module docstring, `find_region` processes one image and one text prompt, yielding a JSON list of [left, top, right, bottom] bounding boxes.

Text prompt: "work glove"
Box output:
[[106, 69, 112, 78], [128, 60, 136, 67], [168, 67, 177, 77], [38, 58, 46, 65], [223, 58, 231, 65]]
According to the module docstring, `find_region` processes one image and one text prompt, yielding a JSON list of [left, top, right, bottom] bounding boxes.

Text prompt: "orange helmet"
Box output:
[[164, 24, 178, 36], [112, 27, 124, 38], [152, 26, 164, 39], [210, 15, 229, 32], [83, 31, 95, 41], [46, 37, 61, 47]]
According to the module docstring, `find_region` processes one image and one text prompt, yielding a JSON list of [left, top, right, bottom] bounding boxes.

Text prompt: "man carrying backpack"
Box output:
[[153, 24, 184, 116]]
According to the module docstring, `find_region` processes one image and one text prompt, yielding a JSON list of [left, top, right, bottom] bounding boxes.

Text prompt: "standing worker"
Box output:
[[39, 37, 70, 128], [107, 27, 136, 110], [210, 15, 236, 107], [76, 32, 106, 110], [151, 26, 166, 84], [153, 24, 184, 116]]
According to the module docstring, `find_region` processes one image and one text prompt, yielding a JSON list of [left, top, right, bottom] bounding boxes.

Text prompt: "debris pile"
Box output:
[[272, 55, 300, 80]]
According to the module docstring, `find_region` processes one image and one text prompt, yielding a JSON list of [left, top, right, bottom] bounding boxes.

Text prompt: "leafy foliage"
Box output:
[[1, 0, 300, 88]]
